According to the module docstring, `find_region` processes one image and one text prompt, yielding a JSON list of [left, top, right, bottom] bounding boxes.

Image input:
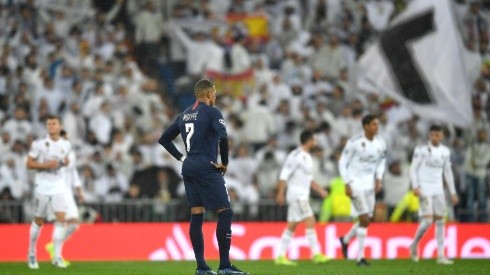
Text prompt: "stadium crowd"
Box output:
[[0, 0, 489, 223]]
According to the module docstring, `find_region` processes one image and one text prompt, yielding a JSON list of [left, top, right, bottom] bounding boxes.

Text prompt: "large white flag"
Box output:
[[357, 0, 479, 127]]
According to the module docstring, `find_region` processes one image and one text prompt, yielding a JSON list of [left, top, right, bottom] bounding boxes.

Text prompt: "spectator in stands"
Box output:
[[240, 100, 276, 150], [463, 128, 490, 222], [2, 107, 32, 143], [0, 154, 29, 201], [383, 160, 411, 217], [88, 100, 114, 146], [95, 164, 128, 203], [134, 0, 165, 71], [255, 151, 281, 199]]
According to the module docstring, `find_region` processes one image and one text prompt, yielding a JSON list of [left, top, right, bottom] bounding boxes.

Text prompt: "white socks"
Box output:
[[52, 222, 66, 259], [305, 228, 321, 255], [28, 221, 41, 257], [64, 223, 79, 242], [356, 227, 367, 260], [435, 219, 445, 258], [344, 222, 359, 243], [278, 229, 294, 257], [413, 218, 432, 245]]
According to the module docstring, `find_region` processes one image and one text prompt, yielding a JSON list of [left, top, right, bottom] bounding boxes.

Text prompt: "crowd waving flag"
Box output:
[[357, 0, 480, 127]]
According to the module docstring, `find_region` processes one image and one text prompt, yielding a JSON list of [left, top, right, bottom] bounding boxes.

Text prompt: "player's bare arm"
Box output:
[[75, 186, 85, 203], [375, 179, 383, 193], [275, 180, 287, 206], [345, 183, 353, 198], [311, 181, 328, 199]]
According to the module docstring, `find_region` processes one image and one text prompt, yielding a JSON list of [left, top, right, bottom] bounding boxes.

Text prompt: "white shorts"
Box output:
[[65, 195, 79, 220], [33, 193, 67, 218], [287, 199, 314, 222], [419, 194, 446, 217], [47, 194, 79, 221], [351, 189, 375, 217]]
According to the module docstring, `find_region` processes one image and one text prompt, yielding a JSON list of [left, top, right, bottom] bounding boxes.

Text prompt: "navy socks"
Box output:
[[216, 208, 233, 270], [190, 213, 207, 270]]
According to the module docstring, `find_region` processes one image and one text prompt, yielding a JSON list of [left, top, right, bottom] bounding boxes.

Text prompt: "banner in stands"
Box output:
[[357, 0, 479, 127], [1, 223, 489, 261], [205, 68, 255, 98]]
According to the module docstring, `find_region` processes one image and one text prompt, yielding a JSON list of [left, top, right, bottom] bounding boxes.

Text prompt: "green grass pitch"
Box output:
[[0, 260, 489, 275]]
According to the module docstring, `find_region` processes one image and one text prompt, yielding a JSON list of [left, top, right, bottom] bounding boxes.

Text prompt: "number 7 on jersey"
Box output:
[[185, 123, 194, 152]]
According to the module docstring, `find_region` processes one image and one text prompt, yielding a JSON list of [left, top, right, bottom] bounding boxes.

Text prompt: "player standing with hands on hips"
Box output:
[[26, 115, 71, 269], [338, 114, 387, 266], [409, 125, 458, 265], [159, 79, 248, 275], [274, 130, 331, 266]]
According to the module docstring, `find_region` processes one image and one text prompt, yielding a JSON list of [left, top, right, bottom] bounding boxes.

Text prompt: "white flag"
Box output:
[[357, 0, 479, 128]]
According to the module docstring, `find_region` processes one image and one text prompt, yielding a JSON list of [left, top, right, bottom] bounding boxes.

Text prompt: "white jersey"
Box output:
[[338, 133, 387, 191], [279, 147, 313, 202], [410, 142, 456, 196], [28, 136, 72, 195]]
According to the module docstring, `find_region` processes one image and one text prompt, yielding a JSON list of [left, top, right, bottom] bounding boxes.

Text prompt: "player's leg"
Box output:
[[275, 199, 300, 265], [410, 196, 433, 262], [275, 220, 299, 266], [51, 193, 67, 268], [199, 173, 247, 275], [356, 213, 370, 266], [28, 193, 49, 269], [434, 194, 453, 265], [63, 195, 80, 242], [339, 220, 358, 260], [183, 176, 214, 274], [304, 215, 330, 264], [349, 190, 371, 266], [46, 195, 78, 265], [339, 189, 364, 260]]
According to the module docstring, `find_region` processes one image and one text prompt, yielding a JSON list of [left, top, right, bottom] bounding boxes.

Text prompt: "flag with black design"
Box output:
[[357, 0, 480, 127]]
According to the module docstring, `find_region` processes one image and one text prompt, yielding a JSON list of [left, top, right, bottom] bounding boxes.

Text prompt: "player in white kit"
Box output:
[[45, 130, 84, 266], [409, 125, 458, 265], [274, 130, 330, 266], [26, 116, 71, 269], [338, 114, 387, 266]]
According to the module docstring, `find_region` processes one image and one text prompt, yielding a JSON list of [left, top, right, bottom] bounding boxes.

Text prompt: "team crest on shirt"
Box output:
[[362, 142, 365, 148], [45, 142, 49, 147]]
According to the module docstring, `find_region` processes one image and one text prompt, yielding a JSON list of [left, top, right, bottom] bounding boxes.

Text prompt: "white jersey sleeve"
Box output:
[[279, 152, 298, 181], [375, 138, 387, 180], [338, 139, 355, 184], [28, 140, 41, 160], [410, 146, 423, 189]]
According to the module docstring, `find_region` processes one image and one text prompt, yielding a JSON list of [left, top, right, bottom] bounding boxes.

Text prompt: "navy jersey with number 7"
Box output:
[[159, 101, 228, 176]]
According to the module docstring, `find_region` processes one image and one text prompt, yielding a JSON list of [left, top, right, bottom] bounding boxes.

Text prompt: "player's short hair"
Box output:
[[194, 79, 215, 97], [60, 129, 67, 137], [429, 124, 443, 132], [46, 115, 61, 122], [362, 114, 378, 126], [300, 130, 314, 145]]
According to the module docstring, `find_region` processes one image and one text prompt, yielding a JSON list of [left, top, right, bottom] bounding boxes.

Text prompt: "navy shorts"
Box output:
[[182, 159, 230, 211]]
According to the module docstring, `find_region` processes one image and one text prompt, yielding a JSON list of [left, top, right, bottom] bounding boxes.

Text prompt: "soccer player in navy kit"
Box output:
[[159, 79, 248, 275]]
